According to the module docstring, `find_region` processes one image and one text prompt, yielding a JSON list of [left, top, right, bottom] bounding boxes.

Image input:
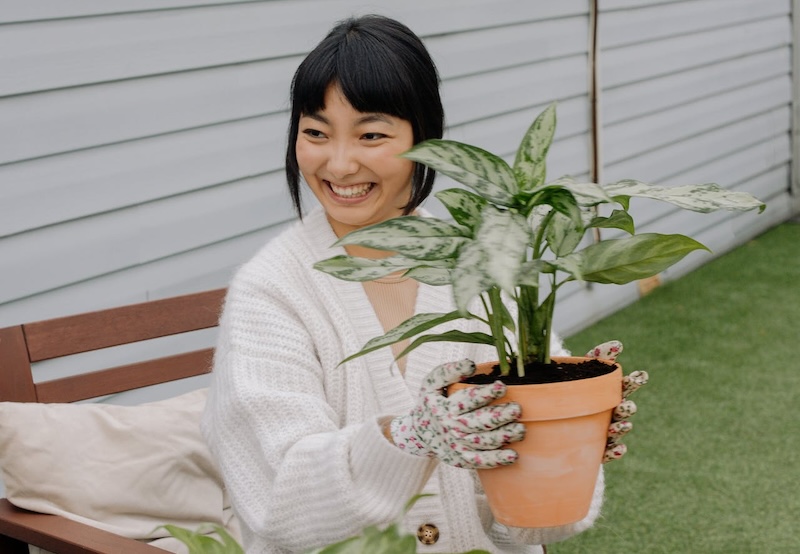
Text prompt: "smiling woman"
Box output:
[[201, 14, 610, 554], [295, 85, 416, 238]]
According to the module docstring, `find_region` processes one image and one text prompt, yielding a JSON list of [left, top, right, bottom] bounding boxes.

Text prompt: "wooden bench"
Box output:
[[0, 288, 226, 554]]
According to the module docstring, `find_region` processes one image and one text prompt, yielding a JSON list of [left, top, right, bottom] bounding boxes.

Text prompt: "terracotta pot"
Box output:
[[448, 356, 622, 528]]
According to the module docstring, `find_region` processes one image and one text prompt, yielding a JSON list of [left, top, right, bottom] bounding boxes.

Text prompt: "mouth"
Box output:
[[326, 180, 376, 199]]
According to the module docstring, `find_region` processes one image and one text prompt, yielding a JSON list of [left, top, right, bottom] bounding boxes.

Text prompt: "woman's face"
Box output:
[[295, 84, 416, 239]]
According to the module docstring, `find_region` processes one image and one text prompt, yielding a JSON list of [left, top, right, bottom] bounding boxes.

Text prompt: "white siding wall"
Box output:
[[0, 0, 794, 335], [0, 0, 591, 329], [554, 0, 794, 334]]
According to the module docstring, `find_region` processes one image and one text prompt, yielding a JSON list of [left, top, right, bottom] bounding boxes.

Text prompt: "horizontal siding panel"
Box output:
[[0, 227, 278, 327], [0, 114, 287, 237], [600, 0, 789, 49], [448, 96, 589, 157], [602, 17, 791, 89], [0, 0, 587, 96], [0, 1, 348, 96], [603, 75, 792, 164], [428, 16, 587, 78], [0, 59, 296, 165], [442, 55, 588, 127], [604, 105, 790, 183], [0, 1, 264, 23], [0, 173, 292, 303], [603, 47, 790, 124]]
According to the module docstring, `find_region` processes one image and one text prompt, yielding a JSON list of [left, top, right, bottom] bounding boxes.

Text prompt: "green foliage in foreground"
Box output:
[[315, 103, 764, 376], [554, 223, 800, 553], [159, 524, 243, 554]]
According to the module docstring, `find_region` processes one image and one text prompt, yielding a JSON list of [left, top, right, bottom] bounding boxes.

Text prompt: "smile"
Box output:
[[326, 181, 376, 199]]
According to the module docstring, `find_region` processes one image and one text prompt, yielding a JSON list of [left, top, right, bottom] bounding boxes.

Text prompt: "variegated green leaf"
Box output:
[[313, 255, 419, 282], [395, 330, 495, 360], [587, 209, 635, 234], [405, 266, 452, 286], [548, 256, 584, 281], [514, 103, 556, 191], [335, 216, 467, 261], [340, 311, 466, 364], [451, 241, 495, 313], [546, 176, 614, 206], [516, 259, 547, 287], [526, 187, 582, 229], [476, 205, 530, 293], [570, 233, 709, 284], [603, 180, 766, 213], [434, 187, 486, 231], [402, 140, 517, 206], [545, 211, 584, 256]]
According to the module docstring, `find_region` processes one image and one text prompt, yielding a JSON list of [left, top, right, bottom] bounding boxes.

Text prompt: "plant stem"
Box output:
[[487, 288, 511, 375]]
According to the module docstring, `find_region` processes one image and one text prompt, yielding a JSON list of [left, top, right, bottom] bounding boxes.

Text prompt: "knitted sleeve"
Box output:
[[201, 262, 436, 552]]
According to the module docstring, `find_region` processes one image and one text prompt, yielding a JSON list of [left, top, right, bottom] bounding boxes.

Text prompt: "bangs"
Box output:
[[292, 25, 422, 124]]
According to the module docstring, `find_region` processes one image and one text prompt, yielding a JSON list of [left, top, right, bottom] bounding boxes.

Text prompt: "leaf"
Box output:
[[587, 209, 635, 234], [546, 211, 584, 257], [527, 187, 582, 229], [514, 102, 556, 190], [313, 256, 419, 282], [570, 233, 709, 284], [395, 330, 495, 360], [544, 176, 614, 206], [516, 259, 547, 287], [340, 312, 466, 364], [334, 217, 468, 261], [475, 205, 530, 294], [451, 241, 495, 314], [603, 180, 766, 213], [402, 140, 518, 206], [434, 188, 486, 231], [159, 525, 243, 554], [405, 266, 453, 286]]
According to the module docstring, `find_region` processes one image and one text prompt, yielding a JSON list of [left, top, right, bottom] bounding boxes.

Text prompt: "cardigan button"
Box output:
[[417, 523, 439, 545]]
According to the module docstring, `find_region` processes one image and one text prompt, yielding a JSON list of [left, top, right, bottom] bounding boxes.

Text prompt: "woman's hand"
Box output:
[[585, 341, 649, 463], [388, 360, 525, 469]]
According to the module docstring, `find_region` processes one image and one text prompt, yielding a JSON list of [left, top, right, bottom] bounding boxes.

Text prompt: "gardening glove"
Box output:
[[585, 340, 649, 463], [388, 359, 525, 469]]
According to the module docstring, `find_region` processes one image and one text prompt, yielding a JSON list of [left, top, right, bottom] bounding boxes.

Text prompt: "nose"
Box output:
[[326, 141, 359, 180]]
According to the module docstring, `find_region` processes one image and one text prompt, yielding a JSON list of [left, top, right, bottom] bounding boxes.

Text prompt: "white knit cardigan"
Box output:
[[201, 207, 604, 554]]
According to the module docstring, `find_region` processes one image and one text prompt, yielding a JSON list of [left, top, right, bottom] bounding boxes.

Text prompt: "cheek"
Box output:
[[294, 141, 316, 175]]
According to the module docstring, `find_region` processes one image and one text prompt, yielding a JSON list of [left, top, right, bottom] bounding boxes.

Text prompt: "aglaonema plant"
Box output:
[[314, 103, 765, 378]]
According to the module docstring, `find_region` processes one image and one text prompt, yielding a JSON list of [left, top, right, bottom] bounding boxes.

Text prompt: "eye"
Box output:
[[302, 128, 326, 139], [362, 132, 388, 141]]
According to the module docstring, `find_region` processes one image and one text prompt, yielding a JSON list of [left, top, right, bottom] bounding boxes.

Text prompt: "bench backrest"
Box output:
[[0, 289, 226, 403]]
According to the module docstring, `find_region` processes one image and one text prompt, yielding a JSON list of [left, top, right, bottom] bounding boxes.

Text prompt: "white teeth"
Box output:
[[328, 181, 375, 198]]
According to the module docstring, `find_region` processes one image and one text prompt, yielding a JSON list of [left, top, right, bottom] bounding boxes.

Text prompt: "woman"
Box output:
[[202, 15, 637, 553]]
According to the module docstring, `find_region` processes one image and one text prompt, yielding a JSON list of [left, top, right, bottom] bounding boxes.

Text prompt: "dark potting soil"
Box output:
[[464, 359, 615, 386]]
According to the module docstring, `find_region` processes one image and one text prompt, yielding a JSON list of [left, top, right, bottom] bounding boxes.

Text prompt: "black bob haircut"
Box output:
[[285, 14, 445, 217]]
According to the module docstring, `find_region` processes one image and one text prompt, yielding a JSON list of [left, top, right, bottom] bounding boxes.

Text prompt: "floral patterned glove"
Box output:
[[585, 340, 649, 463], [389, 360, 526, 469]]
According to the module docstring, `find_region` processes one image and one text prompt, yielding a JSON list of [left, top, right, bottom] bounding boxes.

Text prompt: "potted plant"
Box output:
[[314, 102, 764, 527]]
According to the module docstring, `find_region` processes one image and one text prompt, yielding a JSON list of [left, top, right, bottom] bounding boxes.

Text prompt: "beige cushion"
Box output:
[[0, 389, 230, 542]]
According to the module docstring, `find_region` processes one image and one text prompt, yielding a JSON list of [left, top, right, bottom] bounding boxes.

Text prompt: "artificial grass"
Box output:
[[552, 221, 800, 553]]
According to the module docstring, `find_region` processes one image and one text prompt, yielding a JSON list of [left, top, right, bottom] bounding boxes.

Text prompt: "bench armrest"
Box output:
[[0, 499, 163, 554]]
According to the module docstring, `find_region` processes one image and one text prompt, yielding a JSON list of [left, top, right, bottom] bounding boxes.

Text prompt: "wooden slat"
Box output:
[[0, 326, 36, 402], [34, 349, 214, 403], [0, 499, 162, 554], [23, 289, 225, 362]]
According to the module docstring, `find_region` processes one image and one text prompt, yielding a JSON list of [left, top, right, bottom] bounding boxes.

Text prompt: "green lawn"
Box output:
[[552, 221, 800, 553]]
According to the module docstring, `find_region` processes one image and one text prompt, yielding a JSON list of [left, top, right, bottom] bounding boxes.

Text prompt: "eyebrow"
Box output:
[[301, 112, 394, 126]]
